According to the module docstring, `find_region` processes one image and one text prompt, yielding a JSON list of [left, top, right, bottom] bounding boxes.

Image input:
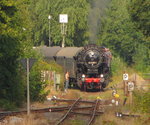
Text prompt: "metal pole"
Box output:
[[48, 15, 51, 47], [27, 58, 30, 115], [54, 71, 56, 90], [123, 80, 125, 96], [49, 18, 51, 46], [129, 91, 133, 106], [62, 23, 65, 47]]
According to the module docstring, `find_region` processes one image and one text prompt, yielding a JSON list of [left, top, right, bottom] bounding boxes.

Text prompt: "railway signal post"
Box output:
[[127, 81, 134, 105], [59, 14, 68, 47], [123, 72, 128, 96]]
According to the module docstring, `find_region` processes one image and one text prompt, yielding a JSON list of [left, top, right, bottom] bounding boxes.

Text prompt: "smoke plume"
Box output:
[[88, 0, 110, 44]]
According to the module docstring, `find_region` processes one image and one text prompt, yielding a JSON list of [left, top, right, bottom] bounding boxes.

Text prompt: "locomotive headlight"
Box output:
[[82, 74, 85, 78], [100, 74, 104, 77], [82, 74, 85, 82]]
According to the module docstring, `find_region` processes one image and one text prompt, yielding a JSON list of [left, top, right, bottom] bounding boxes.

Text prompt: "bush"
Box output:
[[133, 90, 150, 113], [111, 56, 125, 76], [0, 99, 16, 110], [29, 60, 64, 102]]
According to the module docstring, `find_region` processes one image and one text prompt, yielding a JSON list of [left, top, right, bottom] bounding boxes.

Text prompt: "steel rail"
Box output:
[[49, 106, 93, 112], [52, 98, 95, 104], [0, 105, 93, 118], [55, 97, 81, 125], [0, 106, 72, 117], [0, 106, 75, 116], [88, 99, 100, 125], [71, 111, 104, 116]]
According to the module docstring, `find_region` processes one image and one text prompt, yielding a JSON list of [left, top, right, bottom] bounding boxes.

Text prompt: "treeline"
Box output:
[[0, 0, 28, 108], [100, 0, 150, 72], [0, 0, 149, 108], [28, 0, 150, 71]]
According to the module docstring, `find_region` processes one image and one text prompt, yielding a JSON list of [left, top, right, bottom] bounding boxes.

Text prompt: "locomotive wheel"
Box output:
[[81, 83, 87, 91], [81, 83, 84, 91], [84, 84, 87, 92], [102, 83, 106, 88]]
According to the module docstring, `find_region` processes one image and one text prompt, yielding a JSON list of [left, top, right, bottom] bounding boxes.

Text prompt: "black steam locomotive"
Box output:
[[36, 44, 111, 91]]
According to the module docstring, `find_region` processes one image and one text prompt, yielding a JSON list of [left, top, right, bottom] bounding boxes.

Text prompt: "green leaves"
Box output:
[[129, 0, 150, 38], [100, 0, 147, 65], [0, 0, 31, 108], [30, 0, 89, 46], [29, 60, 64, 102]]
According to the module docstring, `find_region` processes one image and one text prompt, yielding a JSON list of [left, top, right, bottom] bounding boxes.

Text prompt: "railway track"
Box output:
[[55, 97, 103, 125], [56, 97, 82, 125], [0, 98, 109, 124]]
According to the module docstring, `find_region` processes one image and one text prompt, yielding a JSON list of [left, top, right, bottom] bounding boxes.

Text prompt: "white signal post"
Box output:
[[59, 14, 68, 47], [123, 73, 128, 81], [128, 81, 134, 105], [123, 73, 128, 96]]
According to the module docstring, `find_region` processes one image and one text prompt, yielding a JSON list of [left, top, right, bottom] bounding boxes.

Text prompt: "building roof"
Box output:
[[34, 46, 62, 57], [56, 47, 83, 58]]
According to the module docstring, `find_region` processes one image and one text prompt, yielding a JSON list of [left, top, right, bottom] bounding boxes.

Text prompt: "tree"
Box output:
[[129, 0, 150, 39], [0, 0, 32, 108], [99, 0, 145, 65], [29, 0, 90, 46], [129, 0, 150, 72]]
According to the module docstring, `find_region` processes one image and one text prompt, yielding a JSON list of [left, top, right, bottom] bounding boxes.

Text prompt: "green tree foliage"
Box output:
[[0, 0, 27, 107], [29, 60, 64, 101], [129, 0, 150, 39], [129, 0, 150, 72], [99, 0, 146, 65], [30, 0, 90, 46], [29, 60, 49, 102]]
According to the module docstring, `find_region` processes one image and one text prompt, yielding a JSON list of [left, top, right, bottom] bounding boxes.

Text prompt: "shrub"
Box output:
[[0, 99, 16, 110], [29, 60, 64, 102], [111, 56, 126, 76], [133, 90, 150, 113]]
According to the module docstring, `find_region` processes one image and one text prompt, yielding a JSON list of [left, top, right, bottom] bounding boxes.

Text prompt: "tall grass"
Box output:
[[133, 90, 150, 113]]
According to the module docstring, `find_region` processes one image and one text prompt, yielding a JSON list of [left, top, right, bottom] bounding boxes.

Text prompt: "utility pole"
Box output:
[[20, 58, 36, 116], [27, 58, 30, 115]]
